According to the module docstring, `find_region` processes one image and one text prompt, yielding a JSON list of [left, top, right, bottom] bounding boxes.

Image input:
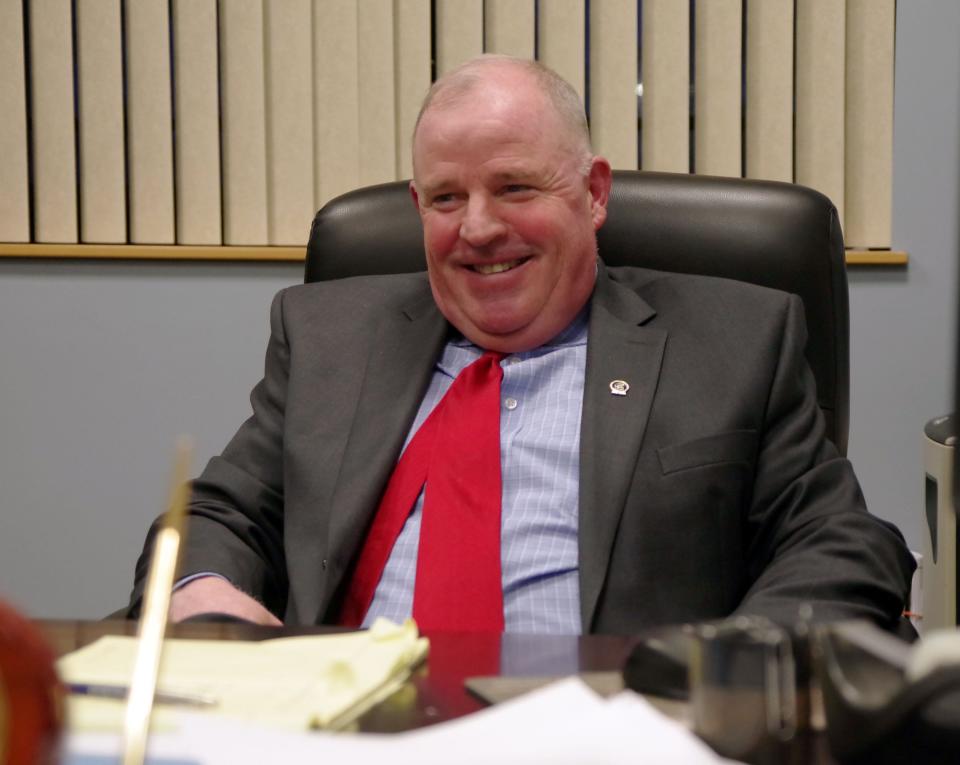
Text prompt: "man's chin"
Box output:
[[460, 316, 556, 354]]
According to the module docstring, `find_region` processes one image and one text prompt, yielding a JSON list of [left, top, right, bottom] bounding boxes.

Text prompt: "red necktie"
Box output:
[[339, 351, 505, 632]]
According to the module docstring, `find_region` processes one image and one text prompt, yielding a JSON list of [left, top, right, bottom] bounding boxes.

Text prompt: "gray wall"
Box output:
[[846, 1, 960, 548], [0, 262, 302, 617], [1, 3, 958, 618]]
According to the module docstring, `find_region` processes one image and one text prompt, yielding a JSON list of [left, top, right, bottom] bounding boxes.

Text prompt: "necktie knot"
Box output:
[[475, 350, 505, 375]]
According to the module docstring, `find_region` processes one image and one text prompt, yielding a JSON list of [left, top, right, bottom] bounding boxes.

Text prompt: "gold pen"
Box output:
[[123, 438, 194, 765]]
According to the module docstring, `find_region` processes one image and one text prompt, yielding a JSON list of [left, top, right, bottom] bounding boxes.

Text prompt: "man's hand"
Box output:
[[169, 576, 282, 626]]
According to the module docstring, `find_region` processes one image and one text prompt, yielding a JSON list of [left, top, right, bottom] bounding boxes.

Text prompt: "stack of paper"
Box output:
[[64, 678, 737, 764], [57, 618, 428, 732]]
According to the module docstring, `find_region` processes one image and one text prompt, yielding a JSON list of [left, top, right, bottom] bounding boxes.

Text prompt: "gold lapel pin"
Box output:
[[609, 380, 629, 396]]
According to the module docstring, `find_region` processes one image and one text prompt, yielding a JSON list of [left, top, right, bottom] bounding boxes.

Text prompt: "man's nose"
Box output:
[[459, 197, 506, 247]]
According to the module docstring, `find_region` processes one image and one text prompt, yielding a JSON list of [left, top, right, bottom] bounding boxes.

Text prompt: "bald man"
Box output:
[[129, 56, 914, 634]]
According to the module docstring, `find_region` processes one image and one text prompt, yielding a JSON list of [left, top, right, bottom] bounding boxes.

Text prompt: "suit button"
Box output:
[[322, 559, 328, 570]]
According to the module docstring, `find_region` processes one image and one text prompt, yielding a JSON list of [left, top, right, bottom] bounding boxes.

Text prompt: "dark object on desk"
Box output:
[[621, 627, 692, 700], [923, 412, 958, 632], [815, 620, 960, 764], [180, 612, 260, 625], [0, 599, 63, 765], [688, 617, 798, 764]]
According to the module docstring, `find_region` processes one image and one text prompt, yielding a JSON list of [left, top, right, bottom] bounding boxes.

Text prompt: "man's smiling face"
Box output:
[[411, 67, 610, 353]]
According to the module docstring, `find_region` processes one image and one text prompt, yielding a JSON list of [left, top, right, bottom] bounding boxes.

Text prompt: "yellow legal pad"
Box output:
[[57, 618, 429, 732]]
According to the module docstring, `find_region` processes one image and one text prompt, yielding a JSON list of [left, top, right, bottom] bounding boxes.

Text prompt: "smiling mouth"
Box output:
[[470, 257, 530, 275]]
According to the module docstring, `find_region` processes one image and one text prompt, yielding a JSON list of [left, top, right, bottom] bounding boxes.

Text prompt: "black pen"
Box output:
[[67, 682, 218, 708]]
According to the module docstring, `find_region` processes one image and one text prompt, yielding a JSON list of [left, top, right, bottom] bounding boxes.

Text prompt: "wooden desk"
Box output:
[[39, 620, 637, 729], [39, 620, 833, 763]]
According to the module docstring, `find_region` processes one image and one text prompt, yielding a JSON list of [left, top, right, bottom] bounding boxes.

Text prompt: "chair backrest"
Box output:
[[306, 170, 849, 455]]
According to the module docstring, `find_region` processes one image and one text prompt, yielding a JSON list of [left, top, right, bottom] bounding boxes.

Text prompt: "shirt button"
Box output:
[[504, 397, 518, 410]]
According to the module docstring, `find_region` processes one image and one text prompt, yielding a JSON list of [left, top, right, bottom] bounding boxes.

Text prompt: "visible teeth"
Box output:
[[473, 259, 521, 275]]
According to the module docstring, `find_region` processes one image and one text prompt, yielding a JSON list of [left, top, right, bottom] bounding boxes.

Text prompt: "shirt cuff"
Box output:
[[173, 572, 229, 591]]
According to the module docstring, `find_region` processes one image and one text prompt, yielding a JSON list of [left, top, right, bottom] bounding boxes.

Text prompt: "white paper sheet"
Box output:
[[64, 677, 740, 765]]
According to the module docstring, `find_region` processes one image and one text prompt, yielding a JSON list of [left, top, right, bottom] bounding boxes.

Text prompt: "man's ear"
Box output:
[[587, 156, 613, 231], [409, 180, 422, 213]]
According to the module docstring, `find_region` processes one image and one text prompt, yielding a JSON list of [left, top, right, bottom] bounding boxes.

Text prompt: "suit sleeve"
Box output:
[[735, 294, 915, 628], [126, 290, 292, 617]]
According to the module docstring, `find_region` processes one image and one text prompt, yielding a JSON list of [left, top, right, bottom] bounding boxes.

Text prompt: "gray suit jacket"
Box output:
[[130, 264, 914, 632]]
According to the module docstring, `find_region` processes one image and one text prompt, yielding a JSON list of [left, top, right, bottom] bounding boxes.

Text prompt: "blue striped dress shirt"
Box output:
[[364, 311, 588, 634]]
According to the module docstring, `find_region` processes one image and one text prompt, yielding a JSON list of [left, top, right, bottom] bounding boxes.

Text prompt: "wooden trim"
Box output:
[[0, 244, 909, 267], [845, 249, 908, 266], [0, 243, 304, 261]]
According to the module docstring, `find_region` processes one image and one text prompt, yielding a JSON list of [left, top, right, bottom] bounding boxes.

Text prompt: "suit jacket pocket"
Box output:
[[657, 430, 758, 475]]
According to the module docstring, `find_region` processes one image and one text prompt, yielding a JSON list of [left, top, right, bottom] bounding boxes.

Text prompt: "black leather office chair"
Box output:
[[305, 170, 849, 455]]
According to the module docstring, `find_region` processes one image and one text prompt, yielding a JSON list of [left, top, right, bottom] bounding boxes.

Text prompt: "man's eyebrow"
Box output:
[[489, 168, 536, 183], [418, 182, 454, 200], [417, 167, 539, 199]]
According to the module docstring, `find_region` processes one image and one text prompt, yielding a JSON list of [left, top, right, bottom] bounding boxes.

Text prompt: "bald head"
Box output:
[[413, 55, 592, 171], [408, 53, 611, 353]]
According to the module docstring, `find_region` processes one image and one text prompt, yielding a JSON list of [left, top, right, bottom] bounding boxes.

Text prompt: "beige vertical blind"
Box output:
[[589, 0, 639, 171], [0, 0, 897, 252], [436, 0, 483, 75], [845, 0, 895, 249], [796, 0, 846, 230], [125, 0, 176, 243], [172, 0, 221, 245], [264, 0, 315, 246], [76, 0, 126, 243], [693, 0, 741, 178], [313, 0, 360, 209], [537, 0, 585, 102], [745, 0, 794, 183], [395, 0, 432, 180], [28, 0, 78, 243], [219, 0, 268, 245], [641, 0, 689, 173], [0, 0, 29, 241], [357, 3, 397, 188], [485, 0, 535, 59]]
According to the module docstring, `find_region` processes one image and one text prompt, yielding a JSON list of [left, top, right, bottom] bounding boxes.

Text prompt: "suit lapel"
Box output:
[[579, 268, 665, 631], [315, 287, 448, 621]]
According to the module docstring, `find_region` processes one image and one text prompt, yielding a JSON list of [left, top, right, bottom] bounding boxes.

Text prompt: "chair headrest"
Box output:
[[305, 170, 849, 454]]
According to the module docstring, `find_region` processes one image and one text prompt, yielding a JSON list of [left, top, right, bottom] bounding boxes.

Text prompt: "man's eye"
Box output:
[[503, 184, 531, 194], [431, 193, 458, 207]]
